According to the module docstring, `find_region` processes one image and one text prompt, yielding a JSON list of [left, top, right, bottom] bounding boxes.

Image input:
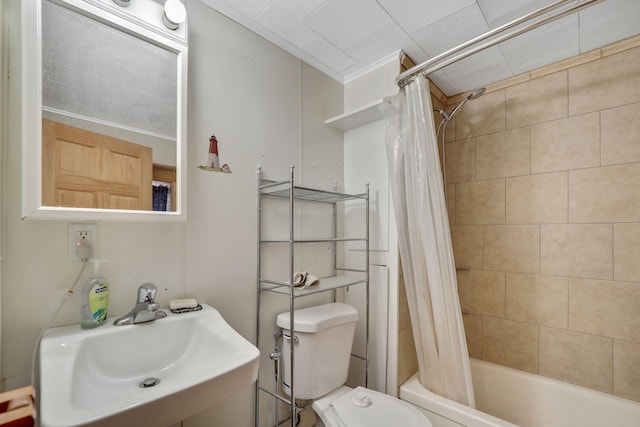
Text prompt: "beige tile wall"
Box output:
[[397, 260, 418, 388], [449, 39, 640, 402], [398, 36, 640, 402]]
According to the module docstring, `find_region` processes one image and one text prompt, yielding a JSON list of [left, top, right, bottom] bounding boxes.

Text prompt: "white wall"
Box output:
[[182, 1, 342, 425], [342, 57, 401, 396], [344, 53, 402, 112], [1, 1, 342, 426]]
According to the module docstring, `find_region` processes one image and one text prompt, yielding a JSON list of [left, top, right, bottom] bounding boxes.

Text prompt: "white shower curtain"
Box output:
[[384, 75, 475, 407]]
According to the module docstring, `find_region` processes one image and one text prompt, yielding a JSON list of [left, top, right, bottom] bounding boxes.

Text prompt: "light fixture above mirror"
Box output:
[[111, 0, 188, 31], [112, 0, 131, 7], [21, 0, 188, 221], [163, 0, 187, 30]]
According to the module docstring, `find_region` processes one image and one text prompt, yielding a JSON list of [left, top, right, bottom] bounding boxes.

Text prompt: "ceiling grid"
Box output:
[[198, 0, 640, 95]]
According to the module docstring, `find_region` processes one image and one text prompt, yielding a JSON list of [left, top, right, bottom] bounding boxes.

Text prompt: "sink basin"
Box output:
[[39, 304, 259, 427]]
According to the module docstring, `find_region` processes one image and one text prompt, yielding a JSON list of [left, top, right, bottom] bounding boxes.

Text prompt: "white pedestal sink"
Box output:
[[39, 304, 259, 427]]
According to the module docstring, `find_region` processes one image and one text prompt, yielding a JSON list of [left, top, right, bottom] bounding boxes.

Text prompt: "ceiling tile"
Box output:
[[429, 69, 464, 95], [303, 0, 392, 50], [257, 5, 320, 49], [500, 13, 579, 75], [377, 0, 476, 34], [478, 0, 552, 28], [411, 3, 490, 58], [303, 38, 356, 73], [270, 0, 327, 20], [579, 0, 640, 52], [345, 22, 426, 66], [438, 46, 513, 93]]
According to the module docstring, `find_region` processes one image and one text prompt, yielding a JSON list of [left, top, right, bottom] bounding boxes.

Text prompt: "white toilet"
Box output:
[[276, 302, 432, 427]]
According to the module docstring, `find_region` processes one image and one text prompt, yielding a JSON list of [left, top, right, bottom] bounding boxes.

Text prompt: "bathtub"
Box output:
[[400, 358, 640, 427]]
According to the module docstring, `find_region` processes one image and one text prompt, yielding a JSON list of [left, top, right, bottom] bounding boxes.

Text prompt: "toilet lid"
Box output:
[[330, 386, 432, 427]]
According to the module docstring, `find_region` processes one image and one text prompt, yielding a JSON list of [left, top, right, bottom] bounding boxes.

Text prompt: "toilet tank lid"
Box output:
[[276, 303, 358, 333]]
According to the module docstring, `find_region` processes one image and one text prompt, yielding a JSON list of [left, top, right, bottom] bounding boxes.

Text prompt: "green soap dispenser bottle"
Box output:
[[81, 259, 110, 329]]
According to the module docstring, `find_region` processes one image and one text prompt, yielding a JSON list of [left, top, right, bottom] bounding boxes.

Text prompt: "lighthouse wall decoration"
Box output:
[[198, 133, 232, 173]]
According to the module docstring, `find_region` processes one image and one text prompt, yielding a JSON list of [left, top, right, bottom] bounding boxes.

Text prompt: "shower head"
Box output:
[[447, 87, 486, 121], [467, 87, 486, 100]]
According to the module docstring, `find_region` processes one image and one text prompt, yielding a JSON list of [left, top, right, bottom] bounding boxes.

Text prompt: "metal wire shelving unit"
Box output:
[[255, 166, 369, 427]]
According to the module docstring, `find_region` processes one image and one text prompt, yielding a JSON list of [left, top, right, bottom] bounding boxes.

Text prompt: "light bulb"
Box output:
[[163, 0, 186, 30], [112, 0, 131, 7]]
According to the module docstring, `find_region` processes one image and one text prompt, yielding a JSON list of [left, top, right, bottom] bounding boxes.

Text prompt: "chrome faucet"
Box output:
[[113, 283, 167, 326]]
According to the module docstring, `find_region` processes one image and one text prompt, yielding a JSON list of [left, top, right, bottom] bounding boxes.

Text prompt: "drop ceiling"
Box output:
[[198, 0, 640, 96]]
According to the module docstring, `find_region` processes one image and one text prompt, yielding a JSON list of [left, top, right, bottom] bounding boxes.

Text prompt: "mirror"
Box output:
[[22, 0, 188, 221]]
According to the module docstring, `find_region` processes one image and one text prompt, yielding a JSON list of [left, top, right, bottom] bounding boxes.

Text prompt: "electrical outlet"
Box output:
[[68, 223, 98, 261]]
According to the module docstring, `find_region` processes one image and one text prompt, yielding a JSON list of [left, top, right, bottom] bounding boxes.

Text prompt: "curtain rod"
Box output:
[[396, 0, 607, 89]]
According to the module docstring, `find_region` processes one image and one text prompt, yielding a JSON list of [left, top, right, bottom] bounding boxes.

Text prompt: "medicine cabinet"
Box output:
[[21, 0, 188, 221]]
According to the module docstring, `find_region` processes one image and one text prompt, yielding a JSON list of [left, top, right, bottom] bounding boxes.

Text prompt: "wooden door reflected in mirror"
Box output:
[[42, 119, 154, 210]]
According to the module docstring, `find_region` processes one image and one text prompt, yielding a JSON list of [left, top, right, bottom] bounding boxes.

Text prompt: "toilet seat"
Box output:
[[313, 386, 432, 427]]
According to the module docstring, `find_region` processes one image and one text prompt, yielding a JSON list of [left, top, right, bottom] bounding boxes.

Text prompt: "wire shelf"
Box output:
[[259, 274, 367, 297], [259, 179, 367, 204]]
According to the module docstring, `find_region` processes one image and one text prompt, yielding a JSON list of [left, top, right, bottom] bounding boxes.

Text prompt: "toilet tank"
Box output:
[[276, 303, 358, 400]]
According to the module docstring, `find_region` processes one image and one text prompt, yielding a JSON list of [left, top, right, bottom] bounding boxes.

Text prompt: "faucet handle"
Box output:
[[138, 283, 157, 303]]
